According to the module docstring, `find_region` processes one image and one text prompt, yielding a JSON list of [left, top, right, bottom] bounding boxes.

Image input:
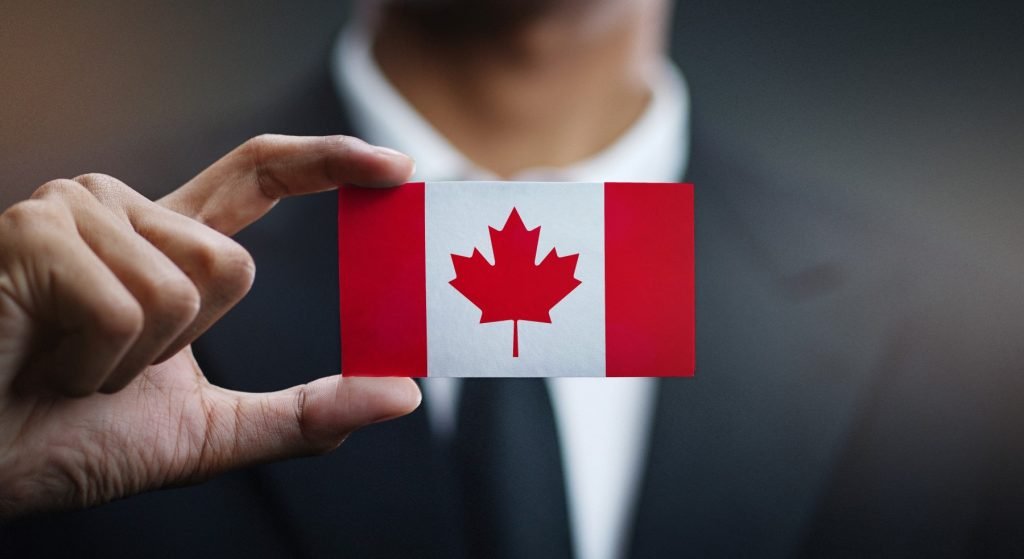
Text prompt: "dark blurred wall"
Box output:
[[1, 1, 1022, 257], [674, 0, 1023, 263], [0, 0, 351, 203]]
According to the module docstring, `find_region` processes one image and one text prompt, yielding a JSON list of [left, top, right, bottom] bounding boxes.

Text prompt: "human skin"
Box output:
[[374, 0, 669, 176], [0, 0, 672, 519], [0, 135, 422, 519]]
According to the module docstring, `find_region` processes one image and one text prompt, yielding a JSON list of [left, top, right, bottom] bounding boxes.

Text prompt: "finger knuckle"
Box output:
[[141, 274, 202, 327], [159, 277, 202, 324], [30, 178, 87, 201], [1, 200, 44, 226], [73, 172, 117, 189], [0, 202, 74, 267], [0, 199, 72, 232], [74, 172, 136, 202], [195, 239, 256, 298], [94, 295, 145, 343], [322, 134, 355, 151], [243, 133, 281, 151], [74, 173, 139, 208], [219, 244, 257, 293], [241, 134, 282, 168], [293, 384, 345, 454], [243, 134, 288, 200]]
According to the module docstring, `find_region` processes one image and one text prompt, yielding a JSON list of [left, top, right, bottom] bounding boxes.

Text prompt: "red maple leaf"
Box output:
[[449, 208, 582, 357]]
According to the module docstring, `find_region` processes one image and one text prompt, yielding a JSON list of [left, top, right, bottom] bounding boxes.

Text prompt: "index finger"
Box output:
[[158, 134, 415, 235]]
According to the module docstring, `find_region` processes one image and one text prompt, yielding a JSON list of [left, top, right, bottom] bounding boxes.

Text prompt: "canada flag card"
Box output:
[[338, 181, 694, 377]]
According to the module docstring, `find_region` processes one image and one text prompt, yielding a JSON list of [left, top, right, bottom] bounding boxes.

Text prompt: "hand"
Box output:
[[0, 135, 421, 519]]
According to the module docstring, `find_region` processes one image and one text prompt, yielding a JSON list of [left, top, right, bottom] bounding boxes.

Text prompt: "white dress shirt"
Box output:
[[332, 21, 690, 559]]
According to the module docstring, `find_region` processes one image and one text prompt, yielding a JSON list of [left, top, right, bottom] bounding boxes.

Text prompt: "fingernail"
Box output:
[[346, 377, 422, 425], [381, 378, 422, 421], [373, 145, 410, 159], [372, 146, 416, 180]]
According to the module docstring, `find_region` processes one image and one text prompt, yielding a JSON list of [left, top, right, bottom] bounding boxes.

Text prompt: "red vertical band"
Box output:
[[338, 183, 427, 377], [605, 182, 695, 377]]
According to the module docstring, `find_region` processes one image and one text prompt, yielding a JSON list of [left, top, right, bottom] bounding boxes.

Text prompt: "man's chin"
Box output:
[[383, 0, 601, 36]]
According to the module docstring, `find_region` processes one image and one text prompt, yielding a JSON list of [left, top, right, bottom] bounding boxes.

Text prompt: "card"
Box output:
[[338, 181, 694, 377]]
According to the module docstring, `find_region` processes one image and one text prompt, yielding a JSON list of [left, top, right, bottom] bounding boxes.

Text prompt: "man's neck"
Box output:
[[372, 2, 668, 177]]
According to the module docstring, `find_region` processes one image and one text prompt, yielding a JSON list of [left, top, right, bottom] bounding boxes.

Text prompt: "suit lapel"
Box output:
[[628, 130, 888, 557]]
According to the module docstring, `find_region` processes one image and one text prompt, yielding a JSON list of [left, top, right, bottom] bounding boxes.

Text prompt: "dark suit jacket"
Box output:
[[4, 66, 1023, 558]]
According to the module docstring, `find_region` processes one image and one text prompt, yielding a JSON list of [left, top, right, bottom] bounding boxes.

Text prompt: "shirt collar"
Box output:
[[331, 21, 690, 183]]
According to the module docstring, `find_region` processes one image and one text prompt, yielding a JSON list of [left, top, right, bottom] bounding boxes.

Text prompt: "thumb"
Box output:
[[197, 376, 421, 474]]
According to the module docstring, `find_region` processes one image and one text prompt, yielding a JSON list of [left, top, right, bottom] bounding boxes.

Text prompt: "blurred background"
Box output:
[[1, 0, 1022, 260]]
